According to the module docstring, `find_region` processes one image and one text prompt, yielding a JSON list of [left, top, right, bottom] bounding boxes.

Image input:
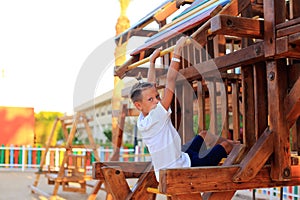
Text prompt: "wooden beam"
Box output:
[[101, 166, 131, 199], [92, 161, 151, 179], [289, 32, 300, 45], [211, 15, 264, 39], [219, 0, 251, 15], [159, 165, 300, 195], [203, 144, 246, 199], [277, 23, 300, 38], [285, 77, 300, 127], [263, 0, 286, 57], [276, 17, 300, 30], [267, 60, 291, 181], [153, 1, 178, 22], [232, 128, 273, 182], [178, 42, 265, 81], [115, 56, 139, 78], [276, 36, 300, 58]]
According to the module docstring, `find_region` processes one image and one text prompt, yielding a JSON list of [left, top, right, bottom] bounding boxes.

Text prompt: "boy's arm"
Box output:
[[161, 36, 188, 110], [147, 48, 161, 84]]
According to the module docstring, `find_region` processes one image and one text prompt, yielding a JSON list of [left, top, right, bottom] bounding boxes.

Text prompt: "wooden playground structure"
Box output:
[[92, 0, 300, 199], [30, 113, 100, 199]]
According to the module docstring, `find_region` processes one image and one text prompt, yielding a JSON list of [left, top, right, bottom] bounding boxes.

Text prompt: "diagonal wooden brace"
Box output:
[[232, 128, 273, 182]]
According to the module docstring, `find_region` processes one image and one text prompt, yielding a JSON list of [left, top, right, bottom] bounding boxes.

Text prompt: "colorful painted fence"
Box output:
[[0, 144, 151, 171], [251, 187, 300, 200]]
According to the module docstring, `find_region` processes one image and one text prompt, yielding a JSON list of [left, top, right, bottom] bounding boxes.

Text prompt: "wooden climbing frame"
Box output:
[[92, 0, 300, 199]]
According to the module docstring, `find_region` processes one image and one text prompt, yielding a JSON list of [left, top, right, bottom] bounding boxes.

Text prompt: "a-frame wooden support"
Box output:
[[88, 102, 142, 199], [92, 161, 158, 200], [30, 112, 100, 199]]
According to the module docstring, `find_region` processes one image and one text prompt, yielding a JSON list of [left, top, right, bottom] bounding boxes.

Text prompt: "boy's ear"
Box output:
[[133, 101, 142, 111]]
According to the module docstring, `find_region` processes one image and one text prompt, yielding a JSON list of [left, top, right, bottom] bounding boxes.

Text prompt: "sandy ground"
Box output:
[[0, 170, 269, 200]]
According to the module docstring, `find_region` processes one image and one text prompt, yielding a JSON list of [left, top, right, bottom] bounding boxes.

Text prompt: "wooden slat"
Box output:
[[208, 81, 218, 134], [231, 80, 240, 141], [289, 0, 300, 19], [220, 80, 229, 138], [276, 17, 300, 30], [285, 77, 300, 127], [211, 15, 264, 39], [197, 81, 206, 131], [232, 128, 273, 182], [159, 165, 300, 195], [182, 81, 195, 143], [254, 62, 268, 139], [267, 60, 291, 181]]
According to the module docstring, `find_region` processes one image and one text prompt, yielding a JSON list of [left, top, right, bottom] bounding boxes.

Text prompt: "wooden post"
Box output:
[[231, 80, 240, 141], [182, 80, 195, 143], [208, 81, 218, 134], [264, 0, 286, 57], [267, 60, 291, 181], [111, 104, 127, 161], [197, 81, 206, 132], [241, 65, 256, 148]]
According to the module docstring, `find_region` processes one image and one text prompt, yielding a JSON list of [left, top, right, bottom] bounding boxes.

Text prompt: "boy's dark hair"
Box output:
[[130, 82, 154, 102]]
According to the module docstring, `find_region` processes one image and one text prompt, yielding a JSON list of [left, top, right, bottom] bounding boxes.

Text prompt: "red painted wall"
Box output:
[[0, 106, 34, 145]]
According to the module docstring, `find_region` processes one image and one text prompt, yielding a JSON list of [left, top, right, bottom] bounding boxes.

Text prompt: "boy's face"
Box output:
[[134, 87, 160, 116]]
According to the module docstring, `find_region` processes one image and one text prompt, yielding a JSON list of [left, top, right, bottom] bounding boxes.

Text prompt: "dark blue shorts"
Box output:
[[183, 135, 227, 167]]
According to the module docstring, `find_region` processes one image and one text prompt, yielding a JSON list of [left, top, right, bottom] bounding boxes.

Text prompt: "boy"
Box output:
[[130, 36, 234, 182]]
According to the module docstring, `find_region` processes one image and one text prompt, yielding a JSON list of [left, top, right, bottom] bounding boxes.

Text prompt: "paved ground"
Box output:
[[0, 170, 270, 200]]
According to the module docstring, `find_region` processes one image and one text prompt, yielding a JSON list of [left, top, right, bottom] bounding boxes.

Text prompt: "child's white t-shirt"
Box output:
[[137, 102, 191, 181]]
